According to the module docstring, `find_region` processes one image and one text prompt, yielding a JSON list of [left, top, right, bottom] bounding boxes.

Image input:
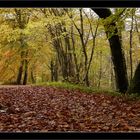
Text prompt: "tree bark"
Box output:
[[50, 59, 58, 82], [23, 50, 28, 85], [50, 60, 54, 82], [92, 8, 129, 93], [97, 51, 103, 89], [71, 24, 80, 83], [129, 9, 134, 81], [16, 51, 24, 85], [16, 60, 24, 85], [31, 69, 35, 83], [23, 59, 28, 85], [127, 63, 140, 94]]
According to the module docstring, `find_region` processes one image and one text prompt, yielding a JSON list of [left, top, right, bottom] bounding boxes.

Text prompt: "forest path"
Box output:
[[0, 85, 32, 88], [0, 86, 140, 132]]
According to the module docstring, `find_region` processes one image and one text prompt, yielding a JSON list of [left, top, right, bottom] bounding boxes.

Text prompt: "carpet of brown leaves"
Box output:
[[0, 86, 140, 132]]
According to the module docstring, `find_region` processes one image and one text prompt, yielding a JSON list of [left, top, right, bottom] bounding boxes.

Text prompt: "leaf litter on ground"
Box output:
[[0, 85, 140, 132]]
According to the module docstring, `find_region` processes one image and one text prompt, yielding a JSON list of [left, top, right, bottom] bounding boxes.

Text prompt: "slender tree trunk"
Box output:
[[54, 58, 58, 81], [48, 24, 71, 82], [83, 17, 99, 87], [110, 59, 115, 89], [134, 15, 140, 66], [50, 59, 58, 82], [63, 26, 75, 78], [16, 61, 24, 85], [98, 51, 102, 89], [31, 69, 35, 83], [92, 8, 129, 93], [79, 9, 89, 86], [22, 50, 28, 85], [127, 62, 140, 94], [109, 57, 115, 90], [23, 59, 28, 85], [16, 51, 24, 84], [50, 60, 54, 81], [71, 24, 80, 83], [64, 9, 90, 86], [129, 9, 134, 81]]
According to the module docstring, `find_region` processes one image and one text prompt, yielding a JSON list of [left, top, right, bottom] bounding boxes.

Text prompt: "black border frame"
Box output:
[[0, 0, 140, 139], [0, 132, 140, 139], [0, 0, 139, 7]]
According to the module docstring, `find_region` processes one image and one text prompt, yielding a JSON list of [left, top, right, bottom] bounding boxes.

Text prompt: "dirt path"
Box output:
[[0, 85, 32, 88], [0, 86, 140, 132]]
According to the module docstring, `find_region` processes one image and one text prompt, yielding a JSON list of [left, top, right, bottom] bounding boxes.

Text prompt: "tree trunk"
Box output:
[[97, 51, 102, 89], [63, 26, 75, 79], [92, 8, 129, 93], [31, 69, 35, 83], [109, 58, 115, 89], [15, 9, 30, 85], [50, 60, 54, 82], [129, 9, 134, 81], [16, 61, 24, 85], [71, 24, 80, 83], [127, 63, 140, 94], [23, 59, 28, 85], [54, 59, 58, 81], [79, 9, 89, 86], [16, 51, 24, 85]]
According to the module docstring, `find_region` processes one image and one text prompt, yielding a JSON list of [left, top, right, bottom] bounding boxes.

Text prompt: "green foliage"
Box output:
[[34, 81, 121, 96], [125, 93, 140, 101], [0, 8, 140, 93], [33, 81, 140, 101]]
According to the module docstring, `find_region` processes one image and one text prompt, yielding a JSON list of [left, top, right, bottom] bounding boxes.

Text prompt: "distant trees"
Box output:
[[14, 9, 30, 85], [45, 9, 75, 82], [1, 8, 140, 94], [65, 8, 99, 86], [41, 8, 99, 86], [0, 8, 51, 85]]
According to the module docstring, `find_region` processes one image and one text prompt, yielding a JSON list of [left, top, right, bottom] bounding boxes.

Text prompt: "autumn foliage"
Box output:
[[0, 86, 140, 132]]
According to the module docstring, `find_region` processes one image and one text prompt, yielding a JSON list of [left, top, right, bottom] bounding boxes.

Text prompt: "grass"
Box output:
[[1, 80, 139, 100], [34, 81, 122, 96], [33, 81, 140, 101]]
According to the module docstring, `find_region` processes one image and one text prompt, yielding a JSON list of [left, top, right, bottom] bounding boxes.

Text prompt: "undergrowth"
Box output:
[[33, 82, 140, 101], [34, 82, 121, 96]]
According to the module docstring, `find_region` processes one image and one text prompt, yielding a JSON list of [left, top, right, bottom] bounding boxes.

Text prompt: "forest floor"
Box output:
[[0, 85, 140, 132]]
